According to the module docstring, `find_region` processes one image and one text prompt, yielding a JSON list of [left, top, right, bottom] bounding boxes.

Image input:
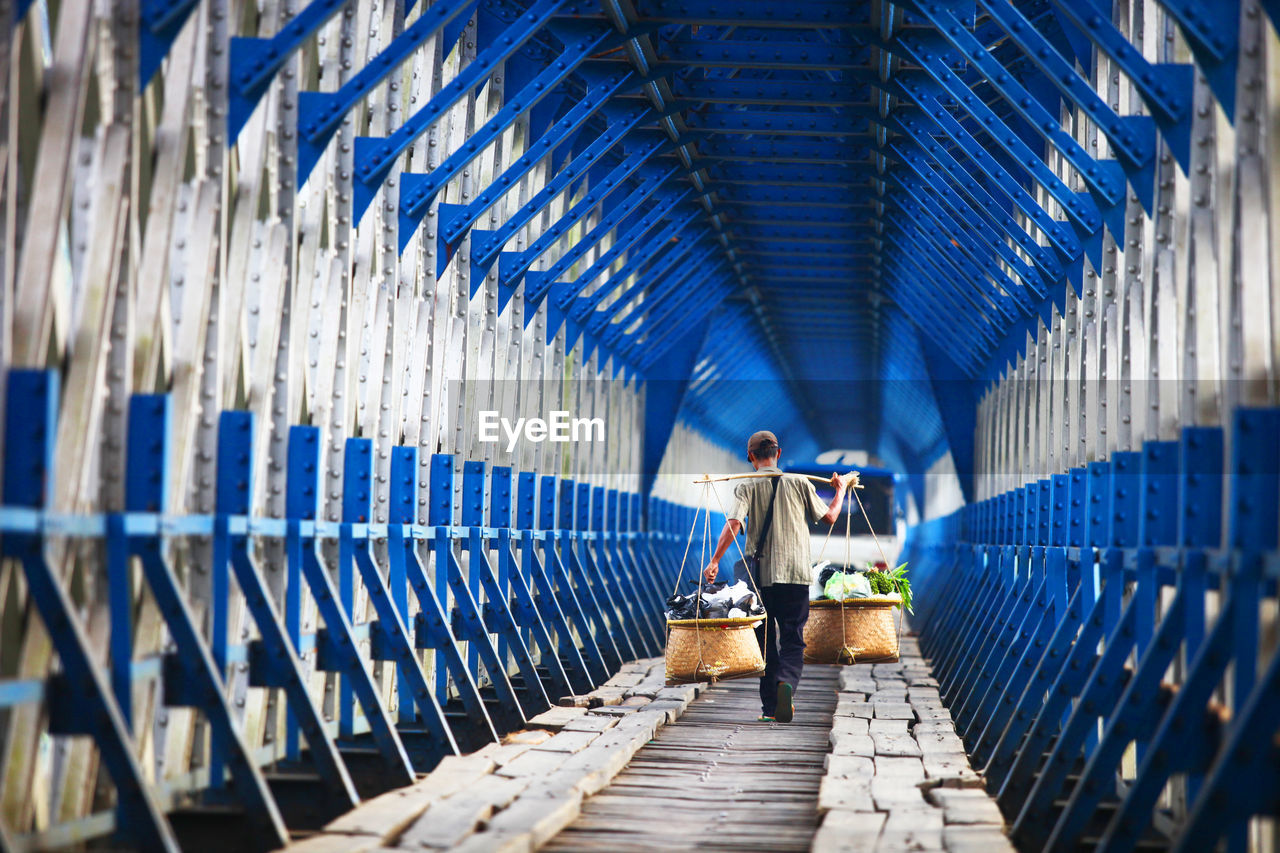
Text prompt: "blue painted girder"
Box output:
[[559, 0, 874, 28], [898, 4, 1128, 233], [887, 143, 1066, 290], [433, 97, 651, 267], [355, 15, 614, 224], [583, 243, 723, 336], [672, 77, 876, 106], [518, 173, 688, 311], [715, 189, 872, 207], [685, 110, 874, 136], [567, 223, 707, 322], [1159, 0, 1241, 119], [594, 251, 728, 343], [888, 67, 1111, 250], [969, 0, 1160, 212], [488, 144, 672, 307], [227, 0, 348, 142], [883, 221, 1020, 330], [731, 223, 872, 244], [139, 0, 202, 87], [884, 171, 1043, 309], [709, 163, 875, 186], [889, 78, 1095, 264], [887, 170, 1047, 303], [654, 38, 866, 70], [608, 262, 732, 345], [541, 206, 704, 338], [395, 59, 668, 250], [465, 110, 660, 277], [698, 138, 873, 164], [296, 0, 479, 184], [569, 206, 701, 291], [1047, 0, 1194, 168]]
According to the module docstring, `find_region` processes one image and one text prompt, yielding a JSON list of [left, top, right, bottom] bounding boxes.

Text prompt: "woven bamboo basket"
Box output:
[[803, 595, 901, 664], [665, 616, 766, 685]]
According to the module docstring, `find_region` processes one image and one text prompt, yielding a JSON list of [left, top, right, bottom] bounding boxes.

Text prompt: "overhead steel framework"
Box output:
[[1, 0, 1279, 850]]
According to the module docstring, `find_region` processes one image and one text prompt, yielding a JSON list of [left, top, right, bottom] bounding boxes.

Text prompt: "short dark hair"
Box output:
[[750, 441, 778, 460]]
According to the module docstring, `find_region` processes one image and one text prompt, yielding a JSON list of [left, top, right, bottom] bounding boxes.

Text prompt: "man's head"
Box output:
[[747, 430, 780, 468]]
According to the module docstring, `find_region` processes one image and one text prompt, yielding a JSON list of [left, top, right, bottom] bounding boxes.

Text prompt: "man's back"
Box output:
[[732, 467, 829, 587]]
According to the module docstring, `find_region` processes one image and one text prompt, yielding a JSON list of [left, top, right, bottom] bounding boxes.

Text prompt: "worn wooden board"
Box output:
[[928, 788, 1006, 826], [534, 730, 604, 754], [485, 790, 584, 846], [560, 715, 620, 733], [942, 825, 1018, 852], [545, 666, 840, 852], [811, 810, 887, 853], [527, 706, 589, 731], [871, 732, 923, 758]]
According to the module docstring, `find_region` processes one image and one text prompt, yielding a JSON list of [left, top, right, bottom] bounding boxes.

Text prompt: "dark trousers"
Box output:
[[756, 583, 810, 716]]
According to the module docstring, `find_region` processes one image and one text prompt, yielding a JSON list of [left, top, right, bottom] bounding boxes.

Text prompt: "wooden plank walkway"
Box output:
[[545, 667, 841, 852], [284, 635, 1014, 852]]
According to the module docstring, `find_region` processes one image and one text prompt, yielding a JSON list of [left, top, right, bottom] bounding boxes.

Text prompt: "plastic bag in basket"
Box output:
[[823, 571, 872, 601]]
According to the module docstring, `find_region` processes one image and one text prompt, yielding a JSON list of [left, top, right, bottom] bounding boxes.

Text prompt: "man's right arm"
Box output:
[[816, 473, 857, 524]]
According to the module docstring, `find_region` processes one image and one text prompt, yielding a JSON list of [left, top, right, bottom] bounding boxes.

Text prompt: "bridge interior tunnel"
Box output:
[[1, 0, 1280, 849]]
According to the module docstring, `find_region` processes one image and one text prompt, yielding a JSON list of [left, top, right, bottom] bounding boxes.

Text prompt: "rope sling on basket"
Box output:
[[802, 476, 906, 666], [663, 478, 774, 686]]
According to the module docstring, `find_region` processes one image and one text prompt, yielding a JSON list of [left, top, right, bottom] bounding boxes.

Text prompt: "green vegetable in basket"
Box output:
[[865, 563, 913, 614], [867, 570, 894, 595]]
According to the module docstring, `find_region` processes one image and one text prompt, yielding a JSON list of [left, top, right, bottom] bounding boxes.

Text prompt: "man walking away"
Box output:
[[702, 431, 855, 722]]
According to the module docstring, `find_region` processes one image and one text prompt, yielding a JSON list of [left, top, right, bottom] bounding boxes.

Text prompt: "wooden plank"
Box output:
[[527, 706, 588, 731], [495, 748, 571, 779], [324, 754, 495, 837], [446, 831, 533, 853], [811, 810, 887, 853], [880, 807, 944, 850], [868, 718, 909, 734], [546, 667, 839, 853], [560, 715, 619, 734], [943, 825, 1017, 852], [396, 776, 529, 849], [928, 788, 1005, 826], [872, 702, 915, 720], [505, 729, 553, 745], [485, 790, 583, 846], [532, 731, 602, 754], [872, 732, 923, 758]]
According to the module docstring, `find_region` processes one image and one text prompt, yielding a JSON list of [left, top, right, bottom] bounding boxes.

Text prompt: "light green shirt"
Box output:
[[729, 467, 830, 586]]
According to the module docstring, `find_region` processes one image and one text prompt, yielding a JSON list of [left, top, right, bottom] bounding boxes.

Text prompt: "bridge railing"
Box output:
[[0, 369, 676, 850], [903, 407, 1280, 851]]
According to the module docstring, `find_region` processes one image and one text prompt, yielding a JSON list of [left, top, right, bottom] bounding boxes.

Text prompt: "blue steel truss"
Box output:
[[6, 0, 1280, 848], [903, 408, 1280, 852]]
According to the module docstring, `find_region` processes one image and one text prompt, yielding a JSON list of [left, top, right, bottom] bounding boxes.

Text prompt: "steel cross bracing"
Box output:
[[3, 0, 1280, 849]]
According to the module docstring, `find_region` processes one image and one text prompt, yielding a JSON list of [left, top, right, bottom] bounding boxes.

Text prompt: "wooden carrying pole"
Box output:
[[692, 471, 864, 488]]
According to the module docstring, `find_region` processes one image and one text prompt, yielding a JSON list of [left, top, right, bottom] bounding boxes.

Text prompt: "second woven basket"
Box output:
[[803, 595, 901, 664]]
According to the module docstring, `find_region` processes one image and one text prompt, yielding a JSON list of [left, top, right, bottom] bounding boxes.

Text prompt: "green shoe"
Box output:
[[776, 682, 794, 723], [757, 715, 776, 723]]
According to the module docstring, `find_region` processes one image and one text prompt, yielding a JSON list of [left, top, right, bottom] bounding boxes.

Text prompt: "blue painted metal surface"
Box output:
[[0, 383, 660, 841], [904, 411, 1280, 851], [7, 0, 1280, 848]]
